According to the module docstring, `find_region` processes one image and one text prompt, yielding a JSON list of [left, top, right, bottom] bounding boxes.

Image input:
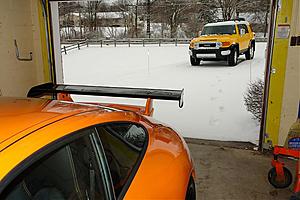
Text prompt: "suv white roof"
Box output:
[[205, 20, 249, 27]]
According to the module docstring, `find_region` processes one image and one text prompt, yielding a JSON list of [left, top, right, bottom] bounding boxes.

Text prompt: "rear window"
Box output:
[[202, 25, 236, 35], [96, 123, 147, 198]]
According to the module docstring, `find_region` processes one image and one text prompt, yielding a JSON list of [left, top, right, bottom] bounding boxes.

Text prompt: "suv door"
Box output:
[[1, 129, 113, 200], [242, 24, 251, 49], [238, 24, 249, 50]]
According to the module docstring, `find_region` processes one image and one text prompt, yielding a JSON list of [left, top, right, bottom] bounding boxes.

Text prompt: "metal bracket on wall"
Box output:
[[14, 40, 33, 61]]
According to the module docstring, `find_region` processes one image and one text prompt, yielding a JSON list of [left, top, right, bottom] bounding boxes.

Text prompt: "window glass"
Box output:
[[68, 134, 106, 200], [238, 24, 242, 34], [1, 133, 106, 200], [242, 24, 249, 33], [96, 123, 146, 198], [201, 25, 236, 35], [238, 24, 249, 34], [104, 123, 146, 149]]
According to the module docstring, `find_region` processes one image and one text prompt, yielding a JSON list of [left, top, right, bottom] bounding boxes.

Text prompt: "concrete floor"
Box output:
[[186, 138, 297, 200]]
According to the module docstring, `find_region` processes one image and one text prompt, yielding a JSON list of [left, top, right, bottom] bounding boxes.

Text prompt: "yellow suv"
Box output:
[[189, 20, 255, 66]]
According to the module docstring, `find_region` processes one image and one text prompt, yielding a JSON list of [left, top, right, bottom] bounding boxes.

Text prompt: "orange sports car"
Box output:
[[0, 83, 196, 200]]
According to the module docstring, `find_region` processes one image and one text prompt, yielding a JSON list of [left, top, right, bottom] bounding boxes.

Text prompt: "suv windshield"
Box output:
[[201, 25, 236, 35]]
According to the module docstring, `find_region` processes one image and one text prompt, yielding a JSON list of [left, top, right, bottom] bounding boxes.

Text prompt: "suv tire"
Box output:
[[228, 47, 238, 66], [190, 56, 201, 66], [245, 43, 255, 60]]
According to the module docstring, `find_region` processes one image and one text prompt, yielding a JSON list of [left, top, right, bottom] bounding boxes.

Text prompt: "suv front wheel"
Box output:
[[190, 56, 201, 66], [228, 47, 238, 66]]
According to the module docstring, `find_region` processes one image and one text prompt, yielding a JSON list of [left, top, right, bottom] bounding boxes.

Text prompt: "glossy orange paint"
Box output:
[[0, 97, 195, 199]]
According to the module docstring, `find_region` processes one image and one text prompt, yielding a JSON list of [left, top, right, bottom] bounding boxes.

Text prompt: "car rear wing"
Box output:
[[27, 83, 184, 112]]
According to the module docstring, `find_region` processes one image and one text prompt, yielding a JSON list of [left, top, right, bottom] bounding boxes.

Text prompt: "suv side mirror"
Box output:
[[198, 31, 202, 36], [240, 29, 246, 35]]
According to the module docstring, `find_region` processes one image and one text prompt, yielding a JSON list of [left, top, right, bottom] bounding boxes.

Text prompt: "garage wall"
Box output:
[[265, 0, 300, 146], [278, 0, 300, 145], [0, 0, 49, 97]]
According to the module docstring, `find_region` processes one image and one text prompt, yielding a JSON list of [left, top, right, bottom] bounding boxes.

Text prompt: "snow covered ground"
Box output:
[[62, 43, 266, 144]]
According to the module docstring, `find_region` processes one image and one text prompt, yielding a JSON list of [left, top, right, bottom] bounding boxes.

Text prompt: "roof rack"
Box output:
[[27, 82, 184, 108]]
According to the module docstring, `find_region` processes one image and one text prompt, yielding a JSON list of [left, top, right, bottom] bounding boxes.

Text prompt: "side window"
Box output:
[[238, 24, 242, 34], [96, 123, 147, 198], [2, 132, 107, 200], [238, 24, 249, 34], [104, 123, 146, 149], [243, 24, 249, 33]]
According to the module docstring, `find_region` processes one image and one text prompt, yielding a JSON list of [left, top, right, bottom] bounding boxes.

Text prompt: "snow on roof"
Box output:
[[72, 13, 80, 17], [205, 21, 236, 26], [96, 12, 127, 19], [67, 12, 127, 19], [205, 20, 249, 27]]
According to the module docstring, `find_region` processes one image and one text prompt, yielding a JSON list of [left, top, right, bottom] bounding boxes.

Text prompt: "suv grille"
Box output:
[[195, 42, 220, 50], [198, 43, 216, 47]]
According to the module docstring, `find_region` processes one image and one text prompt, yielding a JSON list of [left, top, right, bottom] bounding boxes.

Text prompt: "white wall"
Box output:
[[0, 0, 46, 97]]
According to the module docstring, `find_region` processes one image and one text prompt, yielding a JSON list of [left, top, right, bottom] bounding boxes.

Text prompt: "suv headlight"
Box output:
[[216, 42, 222, 48]]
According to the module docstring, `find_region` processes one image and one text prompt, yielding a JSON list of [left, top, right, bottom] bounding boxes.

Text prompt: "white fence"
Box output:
[[61, 37, 267, 54]]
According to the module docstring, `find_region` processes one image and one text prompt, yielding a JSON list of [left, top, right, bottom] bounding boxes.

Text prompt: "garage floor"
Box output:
[[186, 138, 296, 200]]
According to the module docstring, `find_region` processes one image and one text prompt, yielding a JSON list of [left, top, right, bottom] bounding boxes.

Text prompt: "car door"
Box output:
[[238, 24, 248, 50], [242, 24, 251, 49], [0, 128, 115, 200]]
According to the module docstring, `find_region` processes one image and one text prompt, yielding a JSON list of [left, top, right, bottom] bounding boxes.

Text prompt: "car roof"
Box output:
[[0, 97, 113, 148], [204, 20, 250, 27]]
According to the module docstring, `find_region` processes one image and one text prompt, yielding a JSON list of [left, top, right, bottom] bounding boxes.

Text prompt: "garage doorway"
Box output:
[[49, 0, 269, 144]]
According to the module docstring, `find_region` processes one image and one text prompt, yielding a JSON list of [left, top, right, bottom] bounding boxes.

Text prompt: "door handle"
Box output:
[[271, 66, 276, 74]]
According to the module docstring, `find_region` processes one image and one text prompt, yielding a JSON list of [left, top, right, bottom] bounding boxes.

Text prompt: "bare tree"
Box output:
[[217, 0, 238, 20], [216, 0, 270, 22], [152, 0, 193, 38], [239, 0, 270, 36], [135, 0, 158, 38], [86, 1, 102, 33], [113, 0, 135, 38], [135, 0, 139, 37], [181, 0, 218, 37], [76, 2, 83, 39], [58, 0, 270, 40], [244, 79, 264, 122]]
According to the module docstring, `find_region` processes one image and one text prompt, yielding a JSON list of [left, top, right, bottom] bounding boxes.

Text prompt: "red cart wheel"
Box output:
[[268, 167, 293, 188]]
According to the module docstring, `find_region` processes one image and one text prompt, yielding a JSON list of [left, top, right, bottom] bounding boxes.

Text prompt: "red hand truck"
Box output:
[[268, 103, 300, 199], [268, 146, 300, 196]]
